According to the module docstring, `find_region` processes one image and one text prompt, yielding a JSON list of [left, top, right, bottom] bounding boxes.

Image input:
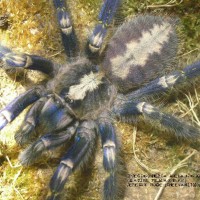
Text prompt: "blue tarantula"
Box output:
[[0, 0, 200, 199]]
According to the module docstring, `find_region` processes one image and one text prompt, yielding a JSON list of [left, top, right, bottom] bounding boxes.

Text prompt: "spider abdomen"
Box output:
[[103, 15, 178, 93]]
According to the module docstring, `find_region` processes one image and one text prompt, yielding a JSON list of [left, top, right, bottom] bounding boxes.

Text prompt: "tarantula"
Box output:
[[0, 0, 200, 199]]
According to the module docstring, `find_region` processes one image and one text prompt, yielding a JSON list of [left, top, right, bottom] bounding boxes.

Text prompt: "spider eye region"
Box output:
[[50, 58, 112, 118]]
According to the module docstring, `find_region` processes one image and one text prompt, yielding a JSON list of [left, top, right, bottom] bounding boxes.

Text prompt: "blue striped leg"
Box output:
[[113, 100, 200, 140], [47, 120, 97, 200], [19, 121, 79, 166], [98, 112, 119, 200], [125, 61, 200, 101], [0, 45, 55, 76], [0, 86, 45, 130], [14, 97, 47, 146], [39, 95, 74, 131], [15, 95, 75, 147], [87, 0, 120, 55], [53, 0, 78, 58]]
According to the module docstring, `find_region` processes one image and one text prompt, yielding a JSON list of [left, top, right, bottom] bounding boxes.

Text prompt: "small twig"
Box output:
[[12, 168, 25, 200], [181, 90, 200, 126], [177, 48, 199, 58], [47, 49, 64, 58], [154, 150, 197, 200], [132, 127, 160, 174], [178, 100, 199, 120], [185, 92, 200, 125], [177, 87, 200, 126], [147, 0, 183, 8], [12, 168, 22, 186], [6, 155, 21, 168]]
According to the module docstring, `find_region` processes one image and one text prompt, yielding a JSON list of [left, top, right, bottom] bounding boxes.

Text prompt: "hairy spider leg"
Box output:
[[39, 96, 74, 131], [0, 86, 45, 130], [14, 92, 76, 146], [53, 0, 78, 58], [48, 120, 97, 200], [0, 45, 55, 76], [125, 61, 200, 101], [87, 0, 120, 55], [113, 100, 200, 140], [19, 122, 78, 166], [14, 97, 48, 146], [98, 112, 120, 200]]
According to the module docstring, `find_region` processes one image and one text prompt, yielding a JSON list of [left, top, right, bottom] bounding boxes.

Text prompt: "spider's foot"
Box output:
[[47, 193, 61, 200], [14, 98, 47, 145], [87, 0, 120, 55], [89, 24, 107, 53], [53, 0, 78, 57], [98, 114, 119, 200], [0, 88, 44, 132], [104, 172, 117, 200], [14, 122, 35, 146], [0, 45, 31, 68], [47, 121, 96, 198], [19, 137, 45, 166], [49, 162, 72, 196], [0, 45, 11, 58], [99, 0, 120, 24], [19, 125, 77, 166], [0, 45, 55, 75], [98, 114, 118, 172], [3, 52, 31, 68], [57, 9, 72, 36], [0, 111, 9, 130]]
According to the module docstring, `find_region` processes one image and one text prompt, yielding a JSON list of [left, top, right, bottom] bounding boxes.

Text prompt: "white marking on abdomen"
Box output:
[[111, 22, 173, 79]]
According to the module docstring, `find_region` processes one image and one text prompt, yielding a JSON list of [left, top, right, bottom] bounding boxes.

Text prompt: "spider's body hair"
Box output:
[[19, 122, 78, 166], [0, 1, 199, 199], [0, 86, 45, 130], [113, 98, 200, 140], [98, 112, 122, 200], [0, 45, 55, 75], [39, 97, 74, 132], [113, 60, 200, 104], [49, 120, 97, 200], [103, 15, 178, 93], [47, 57, 115, 119], [53, 0, 77, 57]]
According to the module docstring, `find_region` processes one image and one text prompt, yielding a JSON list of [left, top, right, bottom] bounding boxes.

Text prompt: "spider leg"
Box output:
[[113, 100, 200, 140], [126, 61, 200, 100], [0, 45, 55, 76], [98, 112, 120, 200], [53, 0, 78, 58], [15, 95, 75, 145], [14, 97, 47, 145], [0, 86, 45, 130], [19, 121, 79, 166], [87, 0, 120, 55], [39, 96, 74, 131], [48, 120, 97, 200]]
